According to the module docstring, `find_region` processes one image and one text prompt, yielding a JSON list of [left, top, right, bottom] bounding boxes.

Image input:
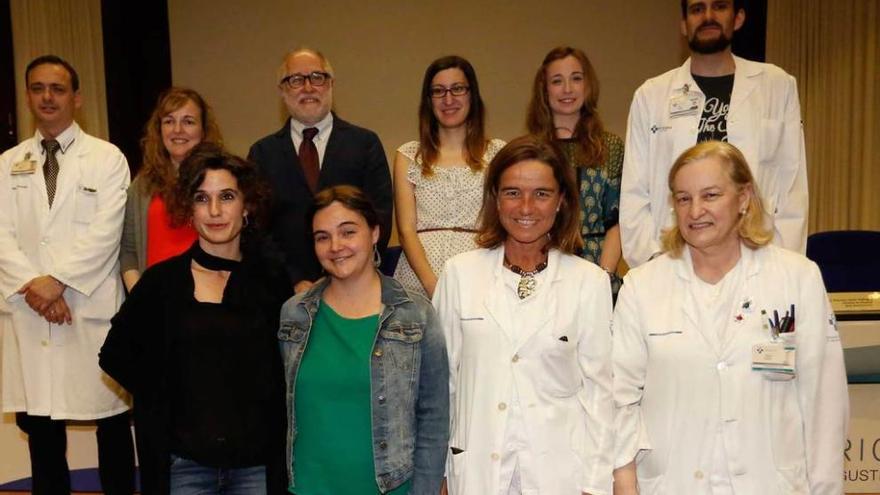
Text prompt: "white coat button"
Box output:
[[41, 340, 49, 347], [490, 452, 500, 461], [717, 361, 728, 370], [695, 470, 704, 479], [511, 354, 519, 363], [40, 239, 48, 246], [497, 402, 507, 411]]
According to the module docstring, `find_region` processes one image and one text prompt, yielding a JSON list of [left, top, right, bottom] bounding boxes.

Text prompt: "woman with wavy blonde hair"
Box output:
[[120, 87, 222, 290], [527, 46, 624, 296]]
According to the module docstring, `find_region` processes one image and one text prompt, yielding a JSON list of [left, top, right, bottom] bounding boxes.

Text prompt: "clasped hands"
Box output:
[[18, 275, 71, 325]]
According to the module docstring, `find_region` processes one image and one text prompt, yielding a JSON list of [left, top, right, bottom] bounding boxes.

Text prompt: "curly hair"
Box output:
[[137, 87, 223, 201], [526, 46, 606, 169], [167, 143, 269, 234]]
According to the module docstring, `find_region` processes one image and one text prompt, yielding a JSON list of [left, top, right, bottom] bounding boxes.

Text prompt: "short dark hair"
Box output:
[[476, 135, 583, 254], [26, 55, 80, 92], [168, 143, 269, 231], [680, 0, 745, 18], [309, 185, 380, 231]]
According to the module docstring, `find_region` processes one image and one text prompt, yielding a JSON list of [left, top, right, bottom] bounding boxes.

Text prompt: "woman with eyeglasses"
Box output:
[[526, 46, 624, 298], [120, 87, 223, 292], [393, 55, 505, 298]]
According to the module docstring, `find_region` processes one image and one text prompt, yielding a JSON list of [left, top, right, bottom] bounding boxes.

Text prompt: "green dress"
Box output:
[[291, 303, 412, 494], [558, 132, 624, 294]]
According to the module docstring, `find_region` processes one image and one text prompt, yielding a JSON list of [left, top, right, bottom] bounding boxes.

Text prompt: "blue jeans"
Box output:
[[169, 454, 267, 494]]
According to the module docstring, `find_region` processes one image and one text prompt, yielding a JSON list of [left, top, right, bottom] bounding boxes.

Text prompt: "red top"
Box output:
[[146, 194, 198, 268]]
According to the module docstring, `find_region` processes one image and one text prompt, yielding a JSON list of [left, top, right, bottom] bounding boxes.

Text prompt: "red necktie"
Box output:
[[299, 127, 319, 192]]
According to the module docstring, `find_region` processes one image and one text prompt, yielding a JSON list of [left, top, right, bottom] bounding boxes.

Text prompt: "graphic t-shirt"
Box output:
[[693, 73, 735, 143]]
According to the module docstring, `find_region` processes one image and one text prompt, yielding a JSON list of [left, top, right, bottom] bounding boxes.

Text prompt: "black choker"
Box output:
[[192, 243, 241, 272]]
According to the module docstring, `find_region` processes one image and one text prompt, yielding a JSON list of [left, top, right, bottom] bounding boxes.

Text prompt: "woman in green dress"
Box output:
[[278, 185, 449, 494], [527, 46, 624, 296]]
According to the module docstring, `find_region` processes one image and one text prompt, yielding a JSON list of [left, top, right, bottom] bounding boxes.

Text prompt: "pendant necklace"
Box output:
[[504, 256, 548, 299]]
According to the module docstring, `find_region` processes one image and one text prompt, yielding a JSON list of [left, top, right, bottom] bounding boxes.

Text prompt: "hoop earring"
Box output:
[[243, 214, 249, 228], [373, 244, 381, 268]]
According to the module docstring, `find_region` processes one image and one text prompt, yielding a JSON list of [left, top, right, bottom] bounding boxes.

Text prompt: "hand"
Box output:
[[42, 296, 72, 325], [423, 275, 438, 299], [294, 280, 314, 294], [20, 276, 65, 314], [439, 478, 448, 495]]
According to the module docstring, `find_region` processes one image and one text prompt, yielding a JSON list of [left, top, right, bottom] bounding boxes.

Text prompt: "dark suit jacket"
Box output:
[[248, 115, 393, 285]]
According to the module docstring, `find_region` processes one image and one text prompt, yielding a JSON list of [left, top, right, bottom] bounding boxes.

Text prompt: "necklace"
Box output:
[[503, 256, 548, 299]]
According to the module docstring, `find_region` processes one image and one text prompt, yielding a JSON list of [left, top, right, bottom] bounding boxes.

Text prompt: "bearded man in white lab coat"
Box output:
[[0, 55, 134, 494], [620, 0, 808, 268]]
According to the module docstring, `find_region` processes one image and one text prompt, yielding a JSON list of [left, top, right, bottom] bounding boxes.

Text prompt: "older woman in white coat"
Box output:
[[434, 135, 614, 495], [612, 141, 848, 495]]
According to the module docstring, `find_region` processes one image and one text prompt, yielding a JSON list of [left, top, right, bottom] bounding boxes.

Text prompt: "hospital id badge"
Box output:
[[752, 341, 796, 380], [11, 159, 37, 175], [668, 92, 700, 118]]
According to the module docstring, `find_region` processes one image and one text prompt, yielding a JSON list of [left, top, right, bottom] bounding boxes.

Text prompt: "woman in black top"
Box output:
[[100, 143, 291, 494]]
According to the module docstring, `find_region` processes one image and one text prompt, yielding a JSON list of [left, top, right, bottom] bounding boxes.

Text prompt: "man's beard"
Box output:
[[688, 23, 733, 54]]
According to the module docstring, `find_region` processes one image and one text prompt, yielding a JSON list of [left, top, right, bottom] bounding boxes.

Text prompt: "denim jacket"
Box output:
[[278, 274, 449, 494]]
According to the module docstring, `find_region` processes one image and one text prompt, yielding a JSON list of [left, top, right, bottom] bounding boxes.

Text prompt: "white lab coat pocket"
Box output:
[[636, 448, 668, 495], [74, 184, 98, 223], [758, 118, 784, 166], [539, 337, 581, 397]]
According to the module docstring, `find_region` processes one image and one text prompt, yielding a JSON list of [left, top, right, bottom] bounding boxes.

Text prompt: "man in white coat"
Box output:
[[0, 55, 134, 493], [620, 0, 808, 267]]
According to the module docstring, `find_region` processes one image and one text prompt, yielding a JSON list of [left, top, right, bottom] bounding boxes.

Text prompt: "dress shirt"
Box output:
[[289, 112, 333, 167]]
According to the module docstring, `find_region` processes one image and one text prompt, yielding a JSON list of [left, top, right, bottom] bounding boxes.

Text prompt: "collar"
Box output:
[[289, 112, 333, 141], [674, 242, 762, 281], [672, 55, 763, 93], [35, 121, 80, 155], [297, 272, 414, 311]]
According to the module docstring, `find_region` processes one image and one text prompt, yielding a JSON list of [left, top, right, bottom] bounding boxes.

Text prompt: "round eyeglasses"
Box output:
[[280, 71, 332, 89], [430, 85, 470, 99]]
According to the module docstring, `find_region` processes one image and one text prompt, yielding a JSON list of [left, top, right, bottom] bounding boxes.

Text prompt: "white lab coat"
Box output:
[[433, 247, 614, 495], [620, 56, 808, 267], [0, 123, 131, 419], [613, 244, 848, 494]]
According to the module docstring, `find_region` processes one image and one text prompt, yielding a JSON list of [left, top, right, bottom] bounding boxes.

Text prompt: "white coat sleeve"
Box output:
[[796, 262, 848, 494], [771, 75, 809, 254], [431, 260, 461, 474], [52, 148, 130, 296], [620, 87, 662, 268], [577, 270, 615, 495], [612, 273, 652, 469], [0, 150, 42, 300]]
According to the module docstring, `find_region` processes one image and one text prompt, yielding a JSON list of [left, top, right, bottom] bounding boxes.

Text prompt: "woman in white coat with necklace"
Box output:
[[434, 135, 614, 495], [612, 141, 848, 495]]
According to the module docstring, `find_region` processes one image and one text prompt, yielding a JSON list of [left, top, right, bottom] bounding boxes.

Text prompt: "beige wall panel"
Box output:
[[168, 1, 684, 158]]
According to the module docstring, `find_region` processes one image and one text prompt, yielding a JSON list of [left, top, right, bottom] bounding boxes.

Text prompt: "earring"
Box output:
[[739, 207, 747, 216], [243, 214, 249, 228], [373, 244, 382, 268]]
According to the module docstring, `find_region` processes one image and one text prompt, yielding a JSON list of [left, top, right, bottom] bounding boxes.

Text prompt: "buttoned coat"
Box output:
[[613, 245, 848, 494], [0, 124, 130, 419], [433, 247, 614, 495]]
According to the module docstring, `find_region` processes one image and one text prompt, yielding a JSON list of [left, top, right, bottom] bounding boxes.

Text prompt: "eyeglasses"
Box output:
[[430, 85, 470, 98], [280, 71, 332, 89]]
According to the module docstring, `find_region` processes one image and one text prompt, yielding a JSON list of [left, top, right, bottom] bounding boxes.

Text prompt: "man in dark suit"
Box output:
[[248, 48, 392, 292]]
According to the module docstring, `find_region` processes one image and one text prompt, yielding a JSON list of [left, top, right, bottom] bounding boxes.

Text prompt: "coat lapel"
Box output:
[[730, 56, 761, 109], [276, 120, 308, 192], [677, 248, 722, 357], [511, 250, 560, 353], [482, 248, 515, 345]]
